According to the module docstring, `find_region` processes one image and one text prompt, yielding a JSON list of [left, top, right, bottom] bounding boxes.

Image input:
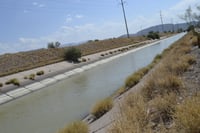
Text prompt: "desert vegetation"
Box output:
[[109, 31, 200, 133], [47, 41, 61, 49], [0, 83, 3, 87], [5, 78, 20, 86], [64, 47, 82, 62], [58, 121, 88, 133], [91, 97, 113, 119], [147, 31, 160, 39], [0, 35, 155, 77], [29, 74, 36, 80], [36, 70, 45, 76]]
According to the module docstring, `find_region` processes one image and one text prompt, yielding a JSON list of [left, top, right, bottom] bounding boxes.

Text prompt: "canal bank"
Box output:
[[0, 33, 185, 133], [0, 40, 162, 105]]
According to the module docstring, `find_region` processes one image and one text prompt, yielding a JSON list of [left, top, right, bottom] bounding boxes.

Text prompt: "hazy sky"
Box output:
[[0, 0, 199, 54]]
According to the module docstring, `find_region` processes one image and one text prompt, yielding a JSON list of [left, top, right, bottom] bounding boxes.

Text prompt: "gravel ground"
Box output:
[[182, 46, 200, 95]]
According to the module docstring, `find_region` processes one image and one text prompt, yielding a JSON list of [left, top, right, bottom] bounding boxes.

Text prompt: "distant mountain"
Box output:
[[120, 22, 197, 38], [136, 23, 189, 36]]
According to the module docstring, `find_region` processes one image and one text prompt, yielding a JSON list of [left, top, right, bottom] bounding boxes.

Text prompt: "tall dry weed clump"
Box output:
[[58, 121, 88, 133], [173, 93, 200, 133], [109, 93, 150, 133], [91, 98, 113, 119]]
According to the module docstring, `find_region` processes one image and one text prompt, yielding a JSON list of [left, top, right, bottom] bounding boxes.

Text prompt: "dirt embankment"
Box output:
[[0, 36, 147, 77], [88, 32, 200, 133]]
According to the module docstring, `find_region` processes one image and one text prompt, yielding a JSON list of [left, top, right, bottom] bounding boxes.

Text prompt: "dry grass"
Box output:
[[173, 93, 200, 133], [109, 32, 199, 133], [29, 74, 35, 80], [141, 71, 183, 101], [113, 86, 126, 97], [91, 97, 113, 119], [78, 36, 147, 56], [109, 93, 150, 133], [125, 67, 150, 88], [0, 48, 65, 77], [58, 121, 88, 133], [148, 93, 177, 126]]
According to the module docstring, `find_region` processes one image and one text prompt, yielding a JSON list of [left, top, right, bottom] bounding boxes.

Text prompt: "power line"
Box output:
[[120, 0, 129, 38]]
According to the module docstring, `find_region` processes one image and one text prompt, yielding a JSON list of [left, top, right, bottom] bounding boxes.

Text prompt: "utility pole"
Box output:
[[160, 11, 164, 32], [120, 0, 130, 38]]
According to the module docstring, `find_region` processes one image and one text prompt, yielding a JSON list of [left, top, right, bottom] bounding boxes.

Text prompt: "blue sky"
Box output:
[[0, 0, 199, 54]]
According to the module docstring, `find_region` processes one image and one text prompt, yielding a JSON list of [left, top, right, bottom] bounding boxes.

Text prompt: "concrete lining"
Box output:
[[0, 94, 13, 104], [6, 88, 31, 98], [25, 82, 45, 91], [53, 74, 67, 81]]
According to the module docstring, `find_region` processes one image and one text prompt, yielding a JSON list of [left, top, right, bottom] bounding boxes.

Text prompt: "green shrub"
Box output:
[[58, 121, 88, 133], [5, 78, 20, 86], [0, 83, 3, 87], [36, 70, 44, 76], [109, 51, 113, 54], [147, 31, 160, 40], [65, 47, 82, 62], [81, 58, 87, 62], [47, 41, 61, 48], [29, 74, 35, 80], [91, 98, 113, 119]]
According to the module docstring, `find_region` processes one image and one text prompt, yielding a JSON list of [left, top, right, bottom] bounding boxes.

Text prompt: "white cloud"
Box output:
[[66, 17, 73, 23], [65, 14, 84, 23], [32, 2, 38, 6], [163, 0, 199, 23], [38, 4, 45, 8], [23, 10, 29, 13], [75, 14, 84, 19], [32, 2, 45, 8], [170, 0, 198, 11]]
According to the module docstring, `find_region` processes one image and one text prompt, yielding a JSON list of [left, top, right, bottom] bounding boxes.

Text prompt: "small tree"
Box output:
[[47, 42, 55, 48], [55, 41, 61, 48], [147, 31, 160, 40], [65, 47, 82, 62], [47, 41, 61, 48]]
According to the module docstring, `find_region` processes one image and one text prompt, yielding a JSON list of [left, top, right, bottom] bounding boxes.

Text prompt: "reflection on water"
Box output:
[[0, 33, 185, 133]]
